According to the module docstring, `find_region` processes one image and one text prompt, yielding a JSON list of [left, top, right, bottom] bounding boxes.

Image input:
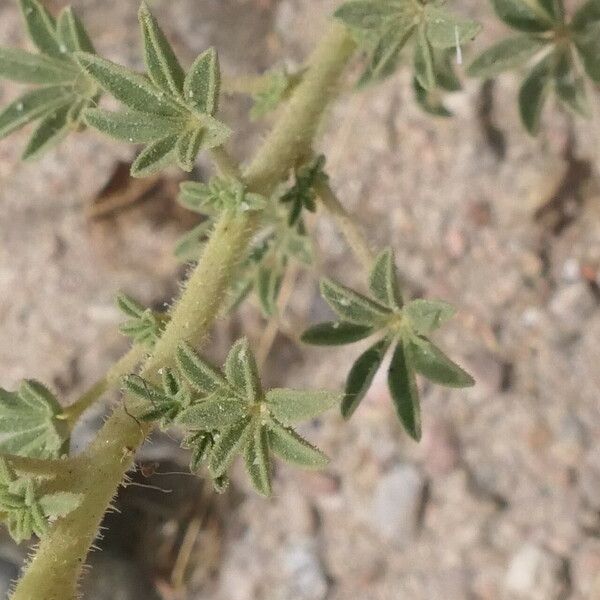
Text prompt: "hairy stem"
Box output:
[[316, 180, 374, 270], [11, 22, 355, 600]]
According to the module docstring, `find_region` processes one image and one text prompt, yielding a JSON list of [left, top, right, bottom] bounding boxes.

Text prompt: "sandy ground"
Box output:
[[1, 1, 600, 599]]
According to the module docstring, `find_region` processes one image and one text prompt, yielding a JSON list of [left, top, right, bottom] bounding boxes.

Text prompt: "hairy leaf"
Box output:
[[56, 6, 95, 53], [0, 47, 77, 84], [301, 321, 374, 346], [490, 0, 554, 32], [209, 416, 253, 477], [414, 24, 435, 91], [554, 50, 590, 116], [84, 108, 184, 143], [571, 0, 600, 31], [244, 424, 271, 496], [369, 248, 403, 309], [468, 35, 547, 78], [22, 102, 71, 160], [0, 86, 71, 139], [75, 52, 183, 116], [177, 390, 246, 430], [387, 340, 421, 441], [404, 299, 456, 335], [266, 389, 340, 424], [139, 2, 185, 98], [267, 419, 328, 468], [176, 126, 204, 172], [342, 337, 390, 418], [408, 336, 475, 388], [574, 21, 600, 82], [0, 381, 68, 459], [19, 0, 63, 58], [131, 134, 178, 177], [184, 48, 220, 115], [423, 6, 481, 50], [257, 266, 282, 317], [224, 338, 261, 403], [519, 54, 552, 134], [38, 492, 82, 518], [320, 278, 390, 326], [176, 342, 227, 395], [334, 1, 404, 31]]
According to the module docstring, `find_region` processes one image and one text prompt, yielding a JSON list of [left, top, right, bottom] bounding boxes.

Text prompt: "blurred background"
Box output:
[[1, 0, 600, 598]]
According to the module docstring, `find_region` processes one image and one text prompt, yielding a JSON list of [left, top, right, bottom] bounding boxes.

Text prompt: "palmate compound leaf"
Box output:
[[0, 381, 68, 459], [320, 278, 391, 327], [342, 337, 391, 419], [78, 5, 230, 177], [116, 293, 165, 347], [176, 389, 247, 430]]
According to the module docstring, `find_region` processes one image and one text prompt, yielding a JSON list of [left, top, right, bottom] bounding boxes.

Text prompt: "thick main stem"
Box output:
[[11, 23, 355, 600]]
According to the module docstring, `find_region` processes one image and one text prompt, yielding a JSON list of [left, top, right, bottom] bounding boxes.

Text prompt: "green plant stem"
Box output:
[[11, 22, 355, 600], [60, 344, 147, 430], [316, 180, 374, 270]]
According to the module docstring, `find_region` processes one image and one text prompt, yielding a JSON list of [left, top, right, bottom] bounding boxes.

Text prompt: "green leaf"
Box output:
[[123, 375, 168, 405], [342, 337, 390, 419], [490, 0, 554, 32], [413, 78, 452, 117], [0, 47, 77, 84], [56, 6, 95, 53], [334, 1, 407, 30], [414, 23, 435, 91], [224, 338, 261, 403], [257, 266, 282, 317], [387, 340, 421, 441], [0, 381, 68, 459], [139, 2, 185, 98], [404, 299, 456, 335], [301, 321, 374, 346], [184, 48, 220, 115], [176, 342, 227, 395], [197, 114, 231, 149], [432, 48, 461, 92], [176, 126, 204, 172], [174, 221, 212, 262], [554, 50, 590, 117], [267, 419, 328, 469], [131, 134, 178, 177], [519, 54, 552, 134], [574, 22, 600, 82], [22, 102, 71, 160], [177, 390, 246, 430], [184, 431, 214, 472], [84, 108, 184, 143], [572, 0, 600, 31], [38, 492, 82, 518], [209, 416, 253, 477], [244, 424, 271, 496], [407, 336, 475, 388], [75, 52, 183, 116], [423, 6, 481, 50], [320, 278, 390, 327], [359, 24, 414, 84], [0, 86, 71, 139], [468, 35, 547, 78], [19, 0, 63, 58], [266, 389, 340, 424], [369, 248, 403, 309], [250, 69, 293, 120], [116, 293, 144, 318]]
